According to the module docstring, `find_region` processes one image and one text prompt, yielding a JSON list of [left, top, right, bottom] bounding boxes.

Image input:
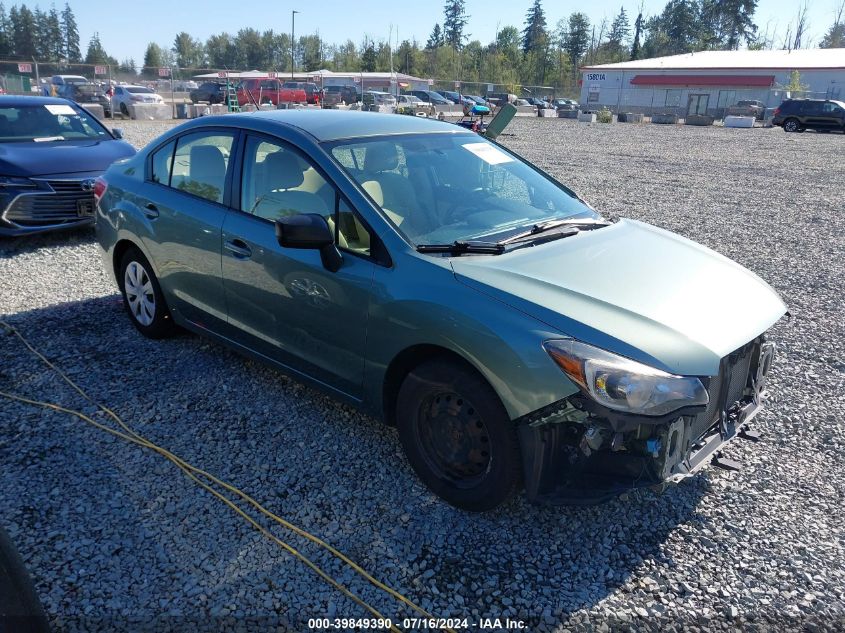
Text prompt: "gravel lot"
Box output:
[[1, 117, 844, 632]]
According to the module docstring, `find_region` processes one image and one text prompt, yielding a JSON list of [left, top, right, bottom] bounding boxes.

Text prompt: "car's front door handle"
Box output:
[[224, 239, 252, 259], [143, 203, 159, 219]]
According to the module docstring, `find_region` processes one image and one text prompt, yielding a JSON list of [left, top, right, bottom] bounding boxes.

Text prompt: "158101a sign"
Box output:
[[585, 73, 607, 81]]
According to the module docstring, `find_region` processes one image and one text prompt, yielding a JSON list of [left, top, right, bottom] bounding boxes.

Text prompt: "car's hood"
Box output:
[[0, 139, 135, 177], [451, 219, 786, 376]]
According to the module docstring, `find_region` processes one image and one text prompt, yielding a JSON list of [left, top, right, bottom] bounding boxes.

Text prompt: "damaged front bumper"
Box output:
[[518, 339, 776, 505]]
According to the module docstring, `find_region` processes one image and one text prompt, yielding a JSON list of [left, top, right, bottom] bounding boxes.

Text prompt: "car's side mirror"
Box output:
[[112, 128, 124, 139], [275, 213, 342, 272]]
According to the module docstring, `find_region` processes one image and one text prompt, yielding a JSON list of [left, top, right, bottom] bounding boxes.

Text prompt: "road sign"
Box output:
[[454, 81, 460, 89], [427, 79, 434, 86], [94, 65, 107, 75], [267, 71, 277, 78], [353, 76, 360, 83], [217, 71, 228, 78], [17, 63, 32, 73], [158, 67, 171, 77]]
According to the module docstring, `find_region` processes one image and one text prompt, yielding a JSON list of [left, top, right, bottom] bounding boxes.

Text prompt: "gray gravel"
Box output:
[[1, 117, 844, 632]]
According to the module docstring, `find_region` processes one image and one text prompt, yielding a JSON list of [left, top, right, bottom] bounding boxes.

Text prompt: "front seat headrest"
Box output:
[[364, 142, 399, 172]]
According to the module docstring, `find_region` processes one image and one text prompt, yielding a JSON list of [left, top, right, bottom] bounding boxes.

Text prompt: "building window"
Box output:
[[664, 90, 681, 107], [717, 90, 736, 109]]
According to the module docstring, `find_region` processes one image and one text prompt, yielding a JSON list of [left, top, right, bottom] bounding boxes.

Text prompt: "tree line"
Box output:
[[0, 1, 843, 91]]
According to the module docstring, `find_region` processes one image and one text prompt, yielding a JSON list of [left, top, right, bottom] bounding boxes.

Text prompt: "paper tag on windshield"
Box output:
[[44, 104, 77, 115], [462, 142, 513, 165]]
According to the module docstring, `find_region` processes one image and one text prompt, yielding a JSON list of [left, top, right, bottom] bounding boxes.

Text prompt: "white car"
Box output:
[[397, 94, 425, 106], [112, 85, 165, 117]]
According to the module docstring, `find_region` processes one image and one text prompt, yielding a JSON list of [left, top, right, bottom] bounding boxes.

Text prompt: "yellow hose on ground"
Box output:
[[0, 320, 457, 633]]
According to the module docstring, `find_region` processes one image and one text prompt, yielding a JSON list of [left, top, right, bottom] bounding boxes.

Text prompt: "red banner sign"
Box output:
[[17, 63, 32, 73], [94, 65, 107, 75], [158, 67, 170, 77]]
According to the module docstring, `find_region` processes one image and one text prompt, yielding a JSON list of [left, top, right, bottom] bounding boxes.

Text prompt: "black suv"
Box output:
[[189, 82, 226, 104], [772, 98, 845, 133]]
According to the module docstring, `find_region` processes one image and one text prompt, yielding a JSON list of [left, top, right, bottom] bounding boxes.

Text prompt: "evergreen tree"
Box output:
[[173, 32, 204, 69], [0, 3, 12, 58], [61, 2, 80, 62], [143, 42, 165, 71], [426, 23, 444, 49], [118, 58, 137, 76], [85, 32, 110, 65], [12, 5, 37, 59], [521, 0, 547, 54], [46, 5, 63, 62], [630, 12, 643, 59], [33, 7, 47, 59], [700, 0, 758, 49], [563, 12, 590, 78], [608, 7, 631, 48], [360, 39, 376, 71], [820, 1, 844, 48], [443, 1, 468, 48]]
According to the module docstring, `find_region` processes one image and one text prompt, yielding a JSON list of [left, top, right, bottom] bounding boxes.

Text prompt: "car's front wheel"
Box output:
[[783, 118, 802, 132], [396, 359, 522, 511], [119, 248, 176, 339]]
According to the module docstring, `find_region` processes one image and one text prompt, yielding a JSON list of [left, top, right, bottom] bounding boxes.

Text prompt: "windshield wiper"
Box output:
[[498, 218, 610, 245], [416, 240, 506, 255]]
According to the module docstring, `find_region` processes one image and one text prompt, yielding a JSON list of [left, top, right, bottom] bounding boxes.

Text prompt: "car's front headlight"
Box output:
[[543, 339, 708, 416], [0, 176, 37, 188]]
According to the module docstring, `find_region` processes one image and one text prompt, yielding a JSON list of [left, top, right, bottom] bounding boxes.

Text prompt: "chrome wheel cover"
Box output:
[[124, 261, 155, 326]]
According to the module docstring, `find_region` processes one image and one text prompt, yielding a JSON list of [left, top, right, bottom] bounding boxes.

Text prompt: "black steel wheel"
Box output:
[[397, 359, 522, 511]]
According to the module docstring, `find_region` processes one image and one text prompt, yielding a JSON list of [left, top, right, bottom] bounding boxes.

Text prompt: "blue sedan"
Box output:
[[0, 96, 135, 237]]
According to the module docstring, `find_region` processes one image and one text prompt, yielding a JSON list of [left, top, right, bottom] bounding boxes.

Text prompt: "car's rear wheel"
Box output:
[[118, 247, 176, 339], [119, 102, 129, 117], [396, 359, 522, 511], [783, 118, 801, 133]]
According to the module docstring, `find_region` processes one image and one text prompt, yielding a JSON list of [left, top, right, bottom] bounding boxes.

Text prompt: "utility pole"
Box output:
[[291, 10, 299, 79]]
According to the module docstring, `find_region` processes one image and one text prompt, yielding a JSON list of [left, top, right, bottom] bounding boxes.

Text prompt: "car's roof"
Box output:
[[0, 95, 73, 106], [232, 109, 468, 141]]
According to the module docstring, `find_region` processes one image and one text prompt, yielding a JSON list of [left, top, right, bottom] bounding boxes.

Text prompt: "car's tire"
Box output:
[[783, 118, 801, 133], [396, 359, 522, 511], [118, 247, 177, 339], [119, 102, 129, 117]]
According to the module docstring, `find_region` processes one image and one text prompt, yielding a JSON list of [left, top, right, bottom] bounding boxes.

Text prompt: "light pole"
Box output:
[[291, 10, 299, 80]]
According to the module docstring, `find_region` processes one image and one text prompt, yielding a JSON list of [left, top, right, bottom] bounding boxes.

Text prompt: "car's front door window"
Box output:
[[240, 136, 372, 257]]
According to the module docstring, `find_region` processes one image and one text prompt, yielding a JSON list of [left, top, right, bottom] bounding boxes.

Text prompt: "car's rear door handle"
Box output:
[[224, 239, 252, 259], [143, 203, 159, 219]]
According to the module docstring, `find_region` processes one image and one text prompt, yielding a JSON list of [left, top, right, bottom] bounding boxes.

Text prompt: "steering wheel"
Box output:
[[439, 187, 487, 224]]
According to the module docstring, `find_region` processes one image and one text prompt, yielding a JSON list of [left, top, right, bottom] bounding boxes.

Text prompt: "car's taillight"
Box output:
[[93, 177, 107, 203], [773, 108, 780, 117]]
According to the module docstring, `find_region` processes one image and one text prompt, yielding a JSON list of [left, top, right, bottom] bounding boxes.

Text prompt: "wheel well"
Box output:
[[382, 344, 490, 426], [112, 239, 139, 286]]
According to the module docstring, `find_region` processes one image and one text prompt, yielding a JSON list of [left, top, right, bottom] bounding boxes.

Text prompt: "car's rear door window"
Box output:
[[170, 131, 235, 204], [151, 140, 175, 185]]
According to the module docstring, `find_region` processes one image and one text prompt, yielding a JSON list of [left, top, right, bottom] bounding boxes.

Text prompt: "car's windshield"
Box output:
[[0, 104, 111, 142], [127, 87, 153, 94], [328, 132, 600, 245]]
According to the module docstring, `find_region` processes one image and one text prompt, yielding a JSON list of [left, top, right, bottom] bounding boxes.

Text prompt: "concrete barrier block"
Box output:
[[618, 112, 644, 123], [538, 108, 556, 117], [128, 103, 172, 120], [724, 115, 755, 128], [685, 114, 715, 126], [558, 109, 578, 119], [514, 105, 537, 117], [241, 104, 258, 113], [259, 104, 276, 111], [577, 112, 597, 123], [209, 104, 227, 115], [651, 113, 679, 124], [191, 104, 210, 117], [83, 104, 105, 121]]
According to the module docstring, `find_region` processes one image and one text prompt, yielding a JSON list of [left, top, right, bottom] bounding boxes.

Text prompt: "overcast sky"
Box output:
[[70, 0, 843, 67]]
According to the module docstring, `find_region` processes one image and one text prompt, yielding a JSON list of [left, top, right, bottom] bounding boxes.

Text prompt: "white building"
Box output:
[[579, 48, 845, 116]]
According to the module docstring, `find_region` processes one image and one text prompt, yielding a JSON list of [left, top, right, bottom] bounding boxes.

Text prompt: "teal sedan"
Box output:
[[96, 111, 786, 510]]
